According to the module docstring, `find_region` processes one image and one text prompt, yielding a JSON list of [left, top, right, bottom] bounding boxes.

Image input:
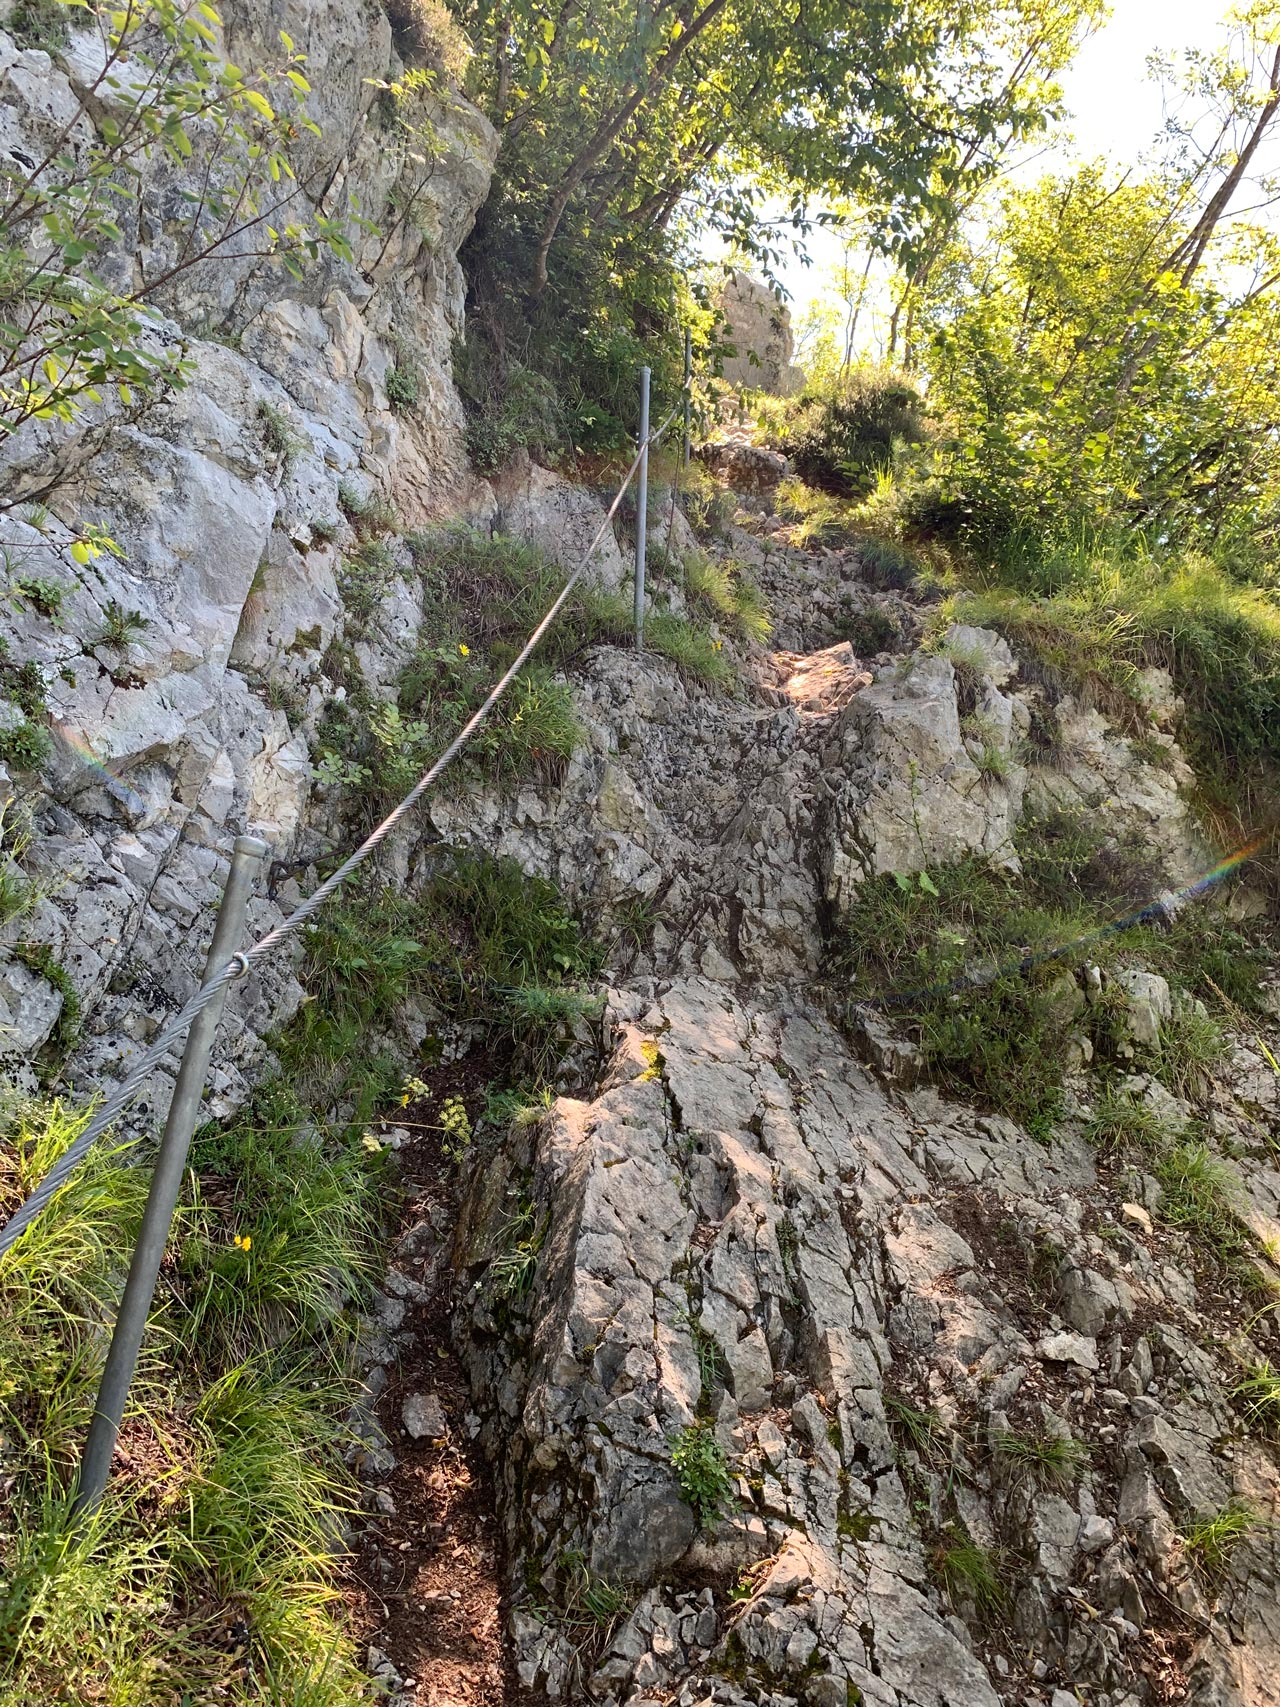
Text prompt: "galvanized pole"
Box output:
[[634, 363, 650, 651], [682, 328, 693, 468], [74, 833, 268, 1515]]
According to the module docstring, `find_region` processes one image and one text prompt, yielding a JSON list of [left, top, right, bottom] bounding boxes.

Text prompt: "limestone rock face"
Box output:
[[459, 972, 1280, 1706], [491, 459, 629, 592], [0, 7, 496, 1100], [717, 270, 804, 396], [820, 631, 1028, 909]]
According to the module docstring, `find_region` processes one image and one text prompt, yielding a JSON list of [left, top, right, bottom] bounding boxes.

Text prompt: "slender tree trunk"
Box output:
[[528, 0, 732, 295]]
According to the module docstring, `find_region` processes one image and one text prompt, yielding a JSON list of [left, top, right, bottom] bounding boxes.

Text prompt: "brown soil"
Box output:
[[344, 1049, 537, 1707]]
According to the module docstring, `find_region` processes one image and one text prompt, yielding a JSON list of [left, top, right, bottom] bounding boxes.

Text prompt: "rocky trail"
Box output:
[[340, 499, 1280, 1707], [4, 8, 1280, 1706]]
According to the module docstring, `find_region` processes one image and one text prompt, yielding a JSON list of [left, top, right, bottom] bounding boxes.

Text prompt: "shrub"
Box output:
[[857, 536, 920, 591], [8, 575, 64, 621], [671, 1422, 735, 1527], [385, 363, 419, 409], [835, 603, 903, 657], [256, 399, 305, 466], [773, 367, 926, 497], [454, 348, 566, 473]]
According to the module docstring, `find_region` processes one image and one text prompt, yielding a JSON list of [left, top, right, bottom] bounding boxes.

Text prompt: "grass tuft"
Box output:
[[930, 1525, 1006, 1620], [1232, 1360, 1280, 1437], [1156, 1143, 1251, 1263], [1179, 1499, 1260, 1580], [993, 1428, 1089, 1490]]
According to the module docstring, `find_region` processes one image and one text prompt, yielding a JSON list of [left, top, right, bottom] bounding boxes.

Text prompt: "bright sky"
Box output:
[[769, 0, 1242, 331]]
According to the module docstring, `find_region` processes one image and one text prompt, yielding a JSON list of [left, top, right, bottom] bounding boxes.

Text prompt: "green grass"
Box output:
[[319, 525, 742, 817], [1152, 1005, 1228, 1099], [1156, 1143, 1251, 1263], [930, 1525, 1006, 1620], [993, 1428, 1089, 1490], [681, 1312, 727, 1408], [671, 1421, 735, 1529], [0, 1094, 373, 1705], [487, 1196, 545, 1302], [336, 479, 397, 537], [681, 552, 772, 643], [1083, 1090, 1169, 1155], [884, 1392, 947, 1465], [829, 853, 1084, 1131], [176, 1087, 383, 1362], [12, 942, 81, 1059], [645, 609, 736, 687], [281, 849, 603, 1105], [7, 0, 69, 50], [943, 551, 1280, 843], [1179, 1499, 1260, 1580], [1232, 1361, 1280, 1437], [829, 802, 1262, 1133]]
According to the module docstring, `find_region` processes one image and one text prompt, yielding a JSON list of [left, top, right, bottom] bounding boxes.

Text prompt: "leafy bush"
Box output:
[[671, 1422, 735, 1528], [0, 3, 350, 436], [773, 368, 926, 496], [385, 363, 419, 409], [453, 345, 567, 472]]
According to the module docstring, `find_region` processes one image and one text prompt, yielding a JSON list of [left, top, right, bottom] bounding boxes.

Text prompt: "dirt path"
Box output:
[[346, 1054, 535, 1707]]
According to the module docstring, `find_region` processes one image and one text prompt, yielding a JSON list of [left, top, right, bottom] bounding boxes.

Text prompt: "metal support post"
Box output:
[[73, 833, 267, 1515], [634, 363, 651, 651], [682, 327, 693, 467]]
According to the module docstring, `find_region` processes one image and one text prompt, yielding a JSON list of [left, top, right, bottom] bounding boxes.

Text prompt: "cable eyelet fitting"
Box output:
[[227, 952, 251, 980]]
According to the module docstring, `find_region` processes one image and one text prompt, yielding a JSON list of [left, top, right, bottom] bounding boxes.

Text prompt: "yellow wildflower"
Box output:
[[459, 642, 470, 657], [233, 1233, 251, 1252]]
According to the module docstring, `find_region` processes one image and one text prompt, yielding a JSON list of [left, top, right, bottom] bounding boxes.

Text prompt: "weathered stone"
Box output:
[[402, 1392, 448, 1440], [1037, 1332, 1100, 1370]]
